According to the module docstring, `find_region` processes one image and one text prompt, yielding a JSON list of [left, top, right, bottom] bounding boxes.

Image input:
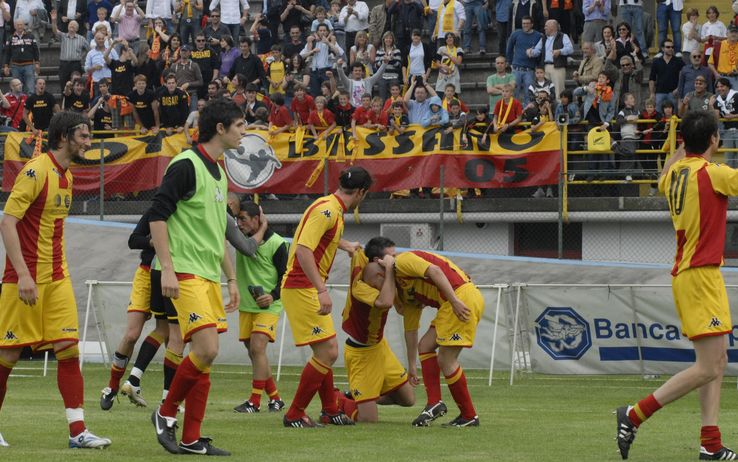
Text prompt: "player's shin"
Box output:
[[128, 331, 166, 387], [161, 352, 208, 418], [444, 366, 476, 419], [286, 357, 330, 420], [0, 356, 17, 411], [419, 351, 442, 405], [56, 344, 86, 437], [162, 348, 183, 401], [181, 373, 210, 444]]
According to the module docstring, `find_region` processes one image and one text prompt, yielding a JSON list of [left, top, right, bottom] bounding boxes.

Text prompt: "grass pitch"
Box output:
[[0, 362, 736, 461]]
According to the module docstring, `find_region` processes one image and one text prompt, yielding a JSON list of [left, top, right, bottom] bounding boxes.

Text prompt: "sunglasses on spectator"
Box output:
[[663, 45, 673, 48], [692, 54, 702, 58], [196, 39, 205, 41], [621, 63, 632, 67]]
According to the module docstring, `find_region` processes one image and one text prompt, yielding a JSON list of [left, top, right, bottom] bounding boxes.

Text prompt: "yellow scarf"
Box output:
[[149, 35, 161, 60], [317, 110, 327, 127], [497, 97, 514, 125], [437, 0, 455, 36], [183, 0, 192, 18]]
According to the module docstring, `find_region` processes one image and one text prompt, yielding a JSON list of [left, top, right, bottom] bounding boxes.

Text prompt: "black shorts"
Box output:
[[150, 268, 179, 324]]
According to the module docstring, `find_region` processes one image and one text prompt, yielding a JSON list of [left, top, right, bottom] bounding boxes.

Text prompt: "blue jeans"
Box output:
[[11, 64, 36, 95], [655, 92, 676, 115], [426, 9, 437, 37], [225, 23, 241, 41], [179, 16, 202, 45], [513, 67, 534, 105], [462, 0, 487, 51], [310, 68, 329, 97], [619, 5, 645, 51], [657, 3, 681, 52]]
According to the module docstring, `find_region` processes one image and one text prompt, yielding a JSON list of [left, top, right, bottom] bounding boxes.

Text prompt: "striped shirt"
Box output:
[[56, 32, 89, 61], [374, 46, 402, 81], [658, 155, 738, 276], [3, 153, 73, 283]]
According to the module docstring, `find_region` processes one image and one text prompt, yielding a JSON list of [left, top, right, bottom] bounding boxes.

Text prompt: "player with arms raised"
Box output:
[[281, 166, 372, 428], [0, 111, 111, 449], [365, 237, 484, 427], [616, 110, 738, 460]]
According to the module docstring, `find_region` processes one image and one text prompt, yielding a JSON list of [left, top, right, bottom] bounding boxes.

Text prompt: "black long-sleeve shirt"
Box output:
[[228, 53, 267, 87], [128, 209, 155, 266], [265, 229, 288, 301]]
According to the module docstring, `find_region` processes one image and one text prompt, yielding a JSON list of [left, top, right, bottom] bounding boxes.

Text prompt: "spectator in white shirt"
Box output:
[[210, 0, 250, 41], [145, 0, 176, 33], [339, 0, 369, 53]]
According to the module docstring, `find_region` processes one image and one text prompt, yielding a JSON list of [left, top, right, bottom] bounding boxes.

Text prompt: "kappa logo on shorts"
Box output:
[[709, 317, 722, 328], [189, 313, 202, 323], [312, 326, 323, 335], [61, 327, 77, 333], [25, 169, 36, 179], [4, 331, 17, 340], [352, 389, 362, 398], [450, 333, 462, 341], [269, 325, 274, 331], [321, 209, 331, 219]]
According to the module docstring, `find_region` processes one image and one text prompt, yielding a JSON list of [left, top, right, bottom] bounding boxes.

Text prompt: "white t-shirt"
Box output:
[[0, 2, 10, 27], [681, 21, 700, 54], [701, 20, 727, 55], [186, 110, 199, 127], [408, 42, 425, 76]]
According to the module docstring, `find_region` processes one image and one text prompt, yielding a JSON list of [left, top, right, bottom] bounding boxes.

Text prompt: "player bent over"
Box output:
[[150, 99, 242, 455], [339, 249, 415, 422], [0, 111, 111, 449], [232, 201, 287, 413], [616, 111, 738, 460], [101, 209, 170, 410], [365, 237, 484, 427], [281, 166, 372, 428]]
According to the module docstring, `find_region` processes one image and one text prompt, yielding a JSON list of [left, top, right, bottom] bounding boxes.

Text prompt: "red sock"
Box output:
[[249, 379, 266, 407], [420, 351, 442, 405], [342, 399, 358, 421], [161, 354, 205, 418], [0, 360, 13, 412], [628, 394, 662, 428], [286, 357, 328, 420], [445, 367, 476, 419], [701, 426, 723, 453], [318, 368, 339, 414], [108, 365, 126, 391], [265, 376, 280, 400], [181, 373, 210, 445], [57, 358, 86, 436]]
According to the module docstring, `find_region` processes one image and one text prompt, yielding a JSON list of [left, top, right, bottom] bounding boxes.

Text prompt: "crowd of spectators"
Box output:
[[0, 0, 736, 197]]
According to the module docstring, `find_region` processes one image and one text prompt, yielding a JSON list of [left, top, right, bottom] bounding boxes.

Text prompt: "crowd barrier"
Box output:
[[82, 280, 738, 385]]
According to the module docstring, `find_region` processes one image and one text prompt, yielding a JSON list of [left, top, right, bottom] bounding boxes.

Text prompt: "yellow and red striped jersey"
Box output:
[[283, 194, 346, 288], [341, 249, 391, 345], [3, 153, 73, 283], [394, 251, 471, 331], [658, 155, 738, 276]]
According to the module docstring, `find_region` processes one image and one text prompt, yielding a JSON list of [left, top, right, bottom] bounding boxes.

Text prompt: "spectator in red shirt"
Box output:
[[441, 82, 469, 113], [381, 81, 405, 114], [0, 79, 27, 131], [371, 96, 387, 128], [289, 83, 315, 125], [351, 93, 373, 139], [269, 92, 293, 135], [307, 95, 336, 139]]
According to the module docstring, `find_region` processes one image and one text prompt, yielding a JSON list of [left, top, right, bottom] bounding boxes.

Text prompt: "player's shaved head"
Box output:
[[362, 262, 385, 290]]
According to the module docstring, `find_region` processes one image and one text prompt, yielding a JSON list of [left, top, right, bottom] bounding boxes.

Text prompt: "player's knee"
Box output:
[[122, 329, 141, 346]]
